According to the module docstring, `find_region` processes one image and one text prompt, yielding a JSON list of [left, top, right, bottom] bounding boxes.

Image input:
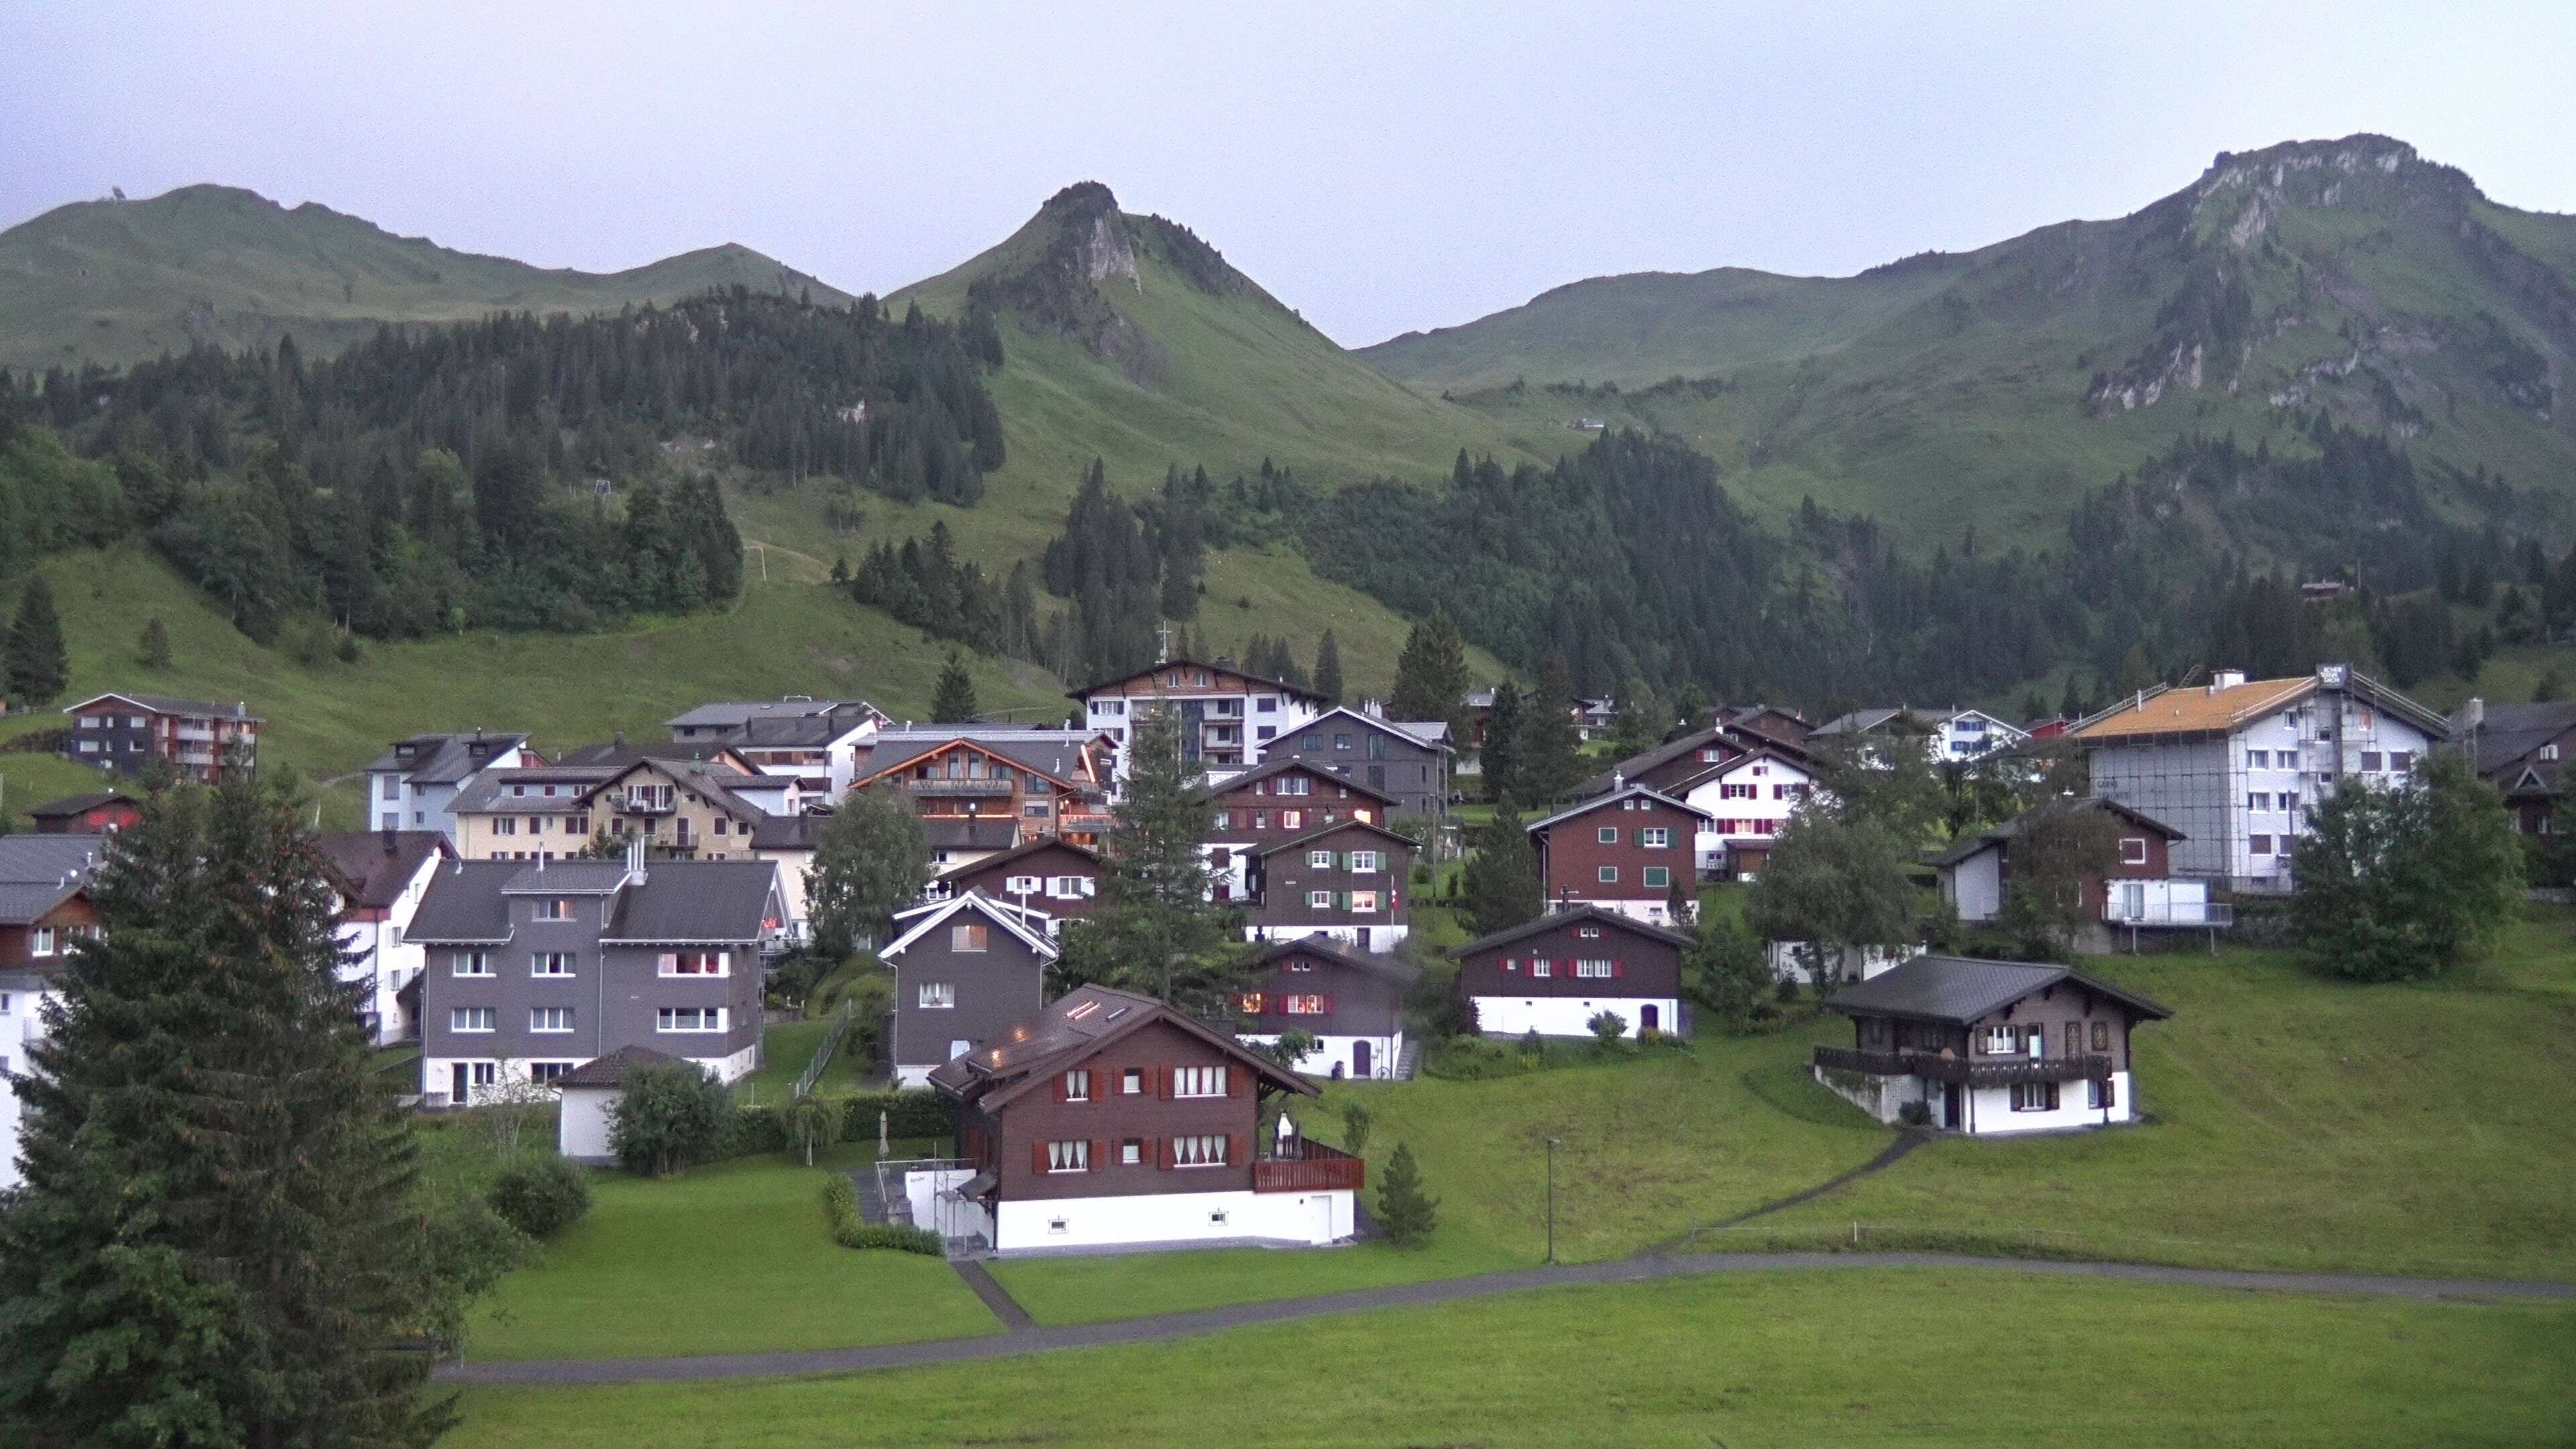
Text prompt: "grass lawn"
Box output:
[[1735, 932, 2576, 1279], [447, 1269, 2576, 1447], [735, 1018, 870, 1108], [991, 1028, 1889, 1324], [465, 1145, 997, 1361]]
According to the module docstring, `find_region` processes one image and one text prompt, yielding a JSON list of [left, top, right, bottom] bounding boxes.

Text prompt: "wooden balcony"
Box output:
[[1252, 1138, 1364, 1193], [1813, 1044, 2112, 1087], [908, 777, 1016, 798]]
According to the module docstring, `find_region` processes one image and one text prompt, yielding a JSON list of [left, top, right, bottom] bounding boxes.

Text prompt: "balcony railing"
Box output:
[[1814, 1044, 2113, 1087], [1252, 1138, 1365, 1193], [908, 777, 1016, 798], [2104, 901, 2234, 927], [615, 796, 676, 814]]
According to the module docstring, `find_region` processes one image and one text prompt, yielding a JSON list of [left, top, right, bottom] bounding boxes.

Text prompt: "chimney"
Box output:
[[2209, 669, 2246, 693], [1613, 769, 1625, 790], [625, 835, 647, 882], [380, 825, 397, 854]]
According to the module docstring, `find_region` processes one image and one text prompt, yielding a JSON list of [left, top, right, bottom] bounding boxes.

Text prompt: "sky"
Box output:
[[5, 2, 2573, 347]]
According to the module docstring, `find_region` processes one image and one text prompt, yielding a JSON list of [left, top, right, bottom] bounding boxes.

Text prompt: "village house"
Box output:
[[1814, 706, 2031, 763], [408, 846, 784, 1106], [1071, 657, 1328, 779], [2074, 665, 2450, 892], [1576, 728, 1817, 879], [1453, 904, 1693, 1040], [666, 698, 890, 800], [849, 727, 1117, 855], [1197, 757, 1400, 902], [363, 732, 536, 843], [1258, 706, 1453, 820], [1811, 955, 2172, 1135], [1236, 934, 1419, 1081], [2460, 698, 2576, 835], [924, 837, 1104, 926], [921, 985, 1360, 1252], [880, 890, 1057, 1087], [60, 691, 261, 782], [746, 812, 825, 943], [667, 696, 888, 747], [315, 830, 453, 1045], [450, 751, 790, 865], [1241, 818, 1418, 953], [0, 834, 107, 1192], [25, 791, 142, 834], [1525, 784, 1711, 926], [555, 1044, 688, 1165], [1572, 696, 1619, 741], [1933, 798, 2228, 949]]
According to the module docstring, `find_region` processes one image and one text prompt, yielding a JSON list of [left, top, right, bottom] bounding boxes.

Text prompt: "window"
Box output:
[[1122, 1138, 1144, 1165], [1577, 958, 1617, 979], [2250, 835, 2275, 856], [451, 1008, 495, 1033], [1643, 865, 1670, 889], [1597, 825, 1619, 844], [526, 816, 544, 834], [2010, 1081, 2061, 1112], [1597, 865, 1619, 883], [1305, 848, 1336, 869], [530, 1061, 573, 1085], [1285, 994, 1328, 1014], [531, 953, 574, 977], [1252, 812, 1270, 830], [1023, 803, 1047, 818], [1045, 1140, 1090, 1173], [1529, 957, 1553, 978], [2544, 745, 2563, 763], [2247, 792, 2270, 812], [2088, 1077, 2117, 1110], [453, 951, 493, 977], [2361, 751, 2383, 772], [1049, 875, 1093, 898], [1064, 1069, 1091, 1102], [494, 818, 517, 837], [1238, 990, 1267, 1014], [1307, 890, 1333, 909], [918, 982, 955, 1009], [1279, 810, 1303, 830], [1301, 734, 1323, 751], [1981, 1025, 2018, 1055], [530, 1007, 574, 1033], [2120, 837, 2149, 866], [381, 774, 400, 800], [2390, 751, 2414, 771], [1640, 828, 1670, 848], [31, 927, 56, 957], [1350, 850, 1381, 872], [1367, 734, 1388, 760], [951, 923, 989, 953], [665, 951, 727, 976], [1334, 733, 1353, 751], [2247, 749, 2269, 768], [1173, 1065, 1228, 1097], [657, 1007, 726, 1032], [1171, 1134, 1228, 1167], [2091, 1020, 2111, 1053], [1722, 783, 1755, 800], [568, 813, 590, 835], [1122, 1067, 1145, 1095], [1349, 890, 1380, 912], [1256, 697, 1277, 713], [1212, 810, 1232, 830], [1006, 874, 1041, 895], [1277, 775, 1311, 796]]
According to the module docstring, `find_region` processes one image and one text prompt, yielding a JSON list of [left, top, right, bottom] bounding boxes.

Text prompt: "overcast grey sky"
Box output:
[[5, 2, 2572, 346]]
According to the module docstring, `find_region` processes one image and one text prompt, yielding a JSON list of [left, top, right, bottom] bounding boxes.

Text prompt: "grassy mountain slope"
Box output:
[[0, 544, 1070, 831], [0, 183, 849, 370], [1366, 137, 2576, 551]]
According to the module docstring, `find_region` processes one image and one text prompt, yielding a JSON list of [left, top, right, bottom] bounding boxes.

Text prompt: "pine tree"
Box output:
[[0, 773, 494, 1443], [5, 574, 68, 706], [932, 649, 979, 722], [1375, 1140, 1439, 1248], [1313, 630, 1344, 703], [1514, 657, 1586, 805], [1481, 680, 1525, 804], [1460, 798, 1542, 936], [1056, 701, 1244, 1013], [139, 616, 173, 670], [1389, 612, 1470, 739]]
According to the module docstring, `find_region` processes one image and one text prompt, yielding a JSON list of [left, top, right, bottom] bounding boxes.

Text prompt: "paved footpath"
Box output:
[[437, 1250, 2575, 1387]]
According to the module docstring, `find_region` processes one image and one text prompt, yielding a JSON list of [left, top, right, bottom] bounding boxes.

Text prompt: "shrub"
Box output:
[[1340, 1098, 1374, 1155], [820, 1173, 942, 1254], [610, 1063, 735, 1176], [1375, 1141, 1439, 1248], [486, 1155, 592, 1239], [1587, 1010, 1628, 1049], [1897, 1099, 1932, 1128]]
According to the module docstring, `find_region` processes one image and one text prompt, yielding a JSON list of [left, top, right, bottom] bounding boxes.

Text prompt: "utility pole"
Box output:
[[1544, 1136, 1560, 1265]]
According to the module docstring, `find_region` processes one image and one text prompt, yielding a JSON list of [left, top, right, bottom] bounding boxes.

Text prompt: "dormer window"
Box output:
[[2546, 745, 2562, 762], [533, 898, 574, 921]]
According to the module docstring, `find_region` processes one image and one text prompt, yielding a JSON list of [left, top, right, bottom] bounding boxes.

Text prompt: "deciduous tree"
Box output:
[[2293, 753, 2522, 981], [808, 784, 932, 957]]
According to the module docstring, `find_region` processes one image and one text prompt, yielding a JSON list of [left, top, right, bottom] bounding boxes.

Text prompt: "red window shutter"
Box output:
[[1157, 1066, 1173, 1101], [1052, 1073, 1067, 1103], [1032, 1140, 1050, 1175], [1158, 1136, 1175, 1170], [1091, 1137, 1108, 1170], [1323, 994, 1337, 1013], [1229, 1065, 1247, 1097], [1228, 1132, 1245, 1167], [1612, 959, 1624, 979]]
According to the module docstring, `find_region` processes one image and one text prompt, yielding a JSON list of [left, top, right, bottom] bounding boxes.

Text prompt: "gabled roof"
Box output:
[[666, 698, 884, 731], [0, 833, 105, 932], [1254, 817, 1422, 859], [602, 861, 781, 944], [2466, 701, 2576, 777], [926, 820, 1019, 853], [1275, 706, 1452, 755], [549, 741, 760, 773], [1454, 903, 1697, 957], [1525, 784, 1714, 833], [502, 861, 636, 895], [27, 791, 142, 820], [1248, 932, 1422, 987], [405, 861, 525, 943], [364, 733, 530, 786], [882, 890, 1059, 961], [2074, 667, 2451, 745], [63, 691, 262, 722], [927, 983, 1315, 1108], [1195, 756, 1402, 807], [1823, 954, 2173, 1026], [749, 813, 828, 851], [853, 729, 1104, 791], [313, 830, 451, 910], [449, 765, 619, 815], [557, 1044, 688, 1089], [930, 835, 1102, 885], [1929, 798, 2185, 869], [1068, 655, 1330, 704]]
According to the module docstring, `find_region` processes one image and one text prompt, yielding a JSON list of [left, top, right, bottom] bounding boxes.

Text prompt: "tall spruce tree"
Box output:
[[1057, 700, 1244, 1013], [1389, 611, 1470, 740], [932, 649, 979, 722], [140, 615, 173, 670], [6, 574, 68, 706], [1480, 680, 1526, 804], [0, 771, 483, 1445], [1460, 798, 1543, 937], [1313, 630, 1344, 703], [1513, 657, 1586, 804]]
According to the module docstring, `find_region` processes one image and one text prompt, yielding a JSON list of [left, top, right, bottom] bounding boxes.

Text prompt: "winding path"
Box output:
[[436, 1251, 2575, 1387]]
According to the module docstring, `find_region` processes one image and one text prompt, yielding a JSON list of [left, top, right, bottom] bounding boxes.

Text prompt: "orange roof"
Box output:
[[2074, 676, 2315, 741]]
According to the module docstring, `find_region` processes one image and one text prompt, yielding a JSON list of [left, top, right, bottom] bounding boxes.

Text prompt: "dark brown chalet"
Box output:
[[1199, 758, 1401, 902], [926, 837, 1104, 923], [926, 985, 1359, 1252], [1454, 905, 1693, 1040], [26, 792, 144, 834], [1243, 818, 1417, 953], [2467, 700, 2576, 835], [1525, 785, 1711, 928], [1236, 934, 1420, 1081], [0, 835, 105, 975], [1574, 721, 1815, 800]]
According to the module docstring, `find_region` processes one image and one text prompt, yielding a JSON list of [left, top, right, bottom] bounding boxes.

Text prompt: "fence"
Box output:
[[794, 999, 855, 1099]]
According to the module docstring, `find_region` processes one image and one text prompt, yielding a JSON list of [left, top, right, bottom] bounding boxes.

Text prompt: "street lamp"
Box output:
[[1544, 1137, 1561, 1265]]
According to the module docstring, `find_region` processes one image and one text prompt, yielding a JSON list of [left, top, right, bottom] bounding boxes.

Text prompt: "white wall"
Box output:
[[1240, 1030, 1405, 1081], [904, 1166, 992, 1243], [1809, 1065, 2136, 1135], [993, 1186, 1353, 1251], [427, 1042, 759, 1108], [559, 1086, 617, 1163], [1768, 941, 1922, 983], [1470, 995, 1678, 1038], [1942, 847, 2004, 922]]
